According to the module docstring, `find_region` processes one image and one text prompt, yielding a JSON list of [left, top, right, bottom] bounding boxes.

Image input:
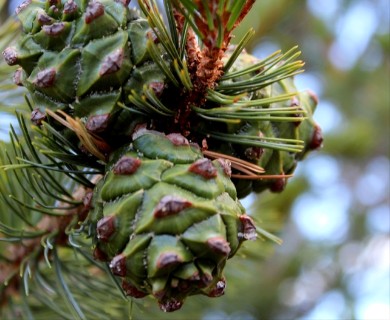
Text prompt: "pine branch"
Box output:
[[0, 110, 102, 313], [0, 0, 322, 317]]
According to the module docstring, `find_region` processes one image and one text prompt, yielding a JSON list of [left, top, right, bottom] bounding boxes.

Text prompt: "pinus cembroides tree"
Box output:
[[0, 0, 322, 317]]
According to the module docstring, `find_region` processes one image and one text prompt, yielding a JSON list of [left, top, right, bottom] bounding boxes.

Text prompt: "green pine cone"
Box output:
[[90, 128, 256, 312], [3, 0, 165, 135], [221, 50, 323, 197], [251, 78, 322, 194]]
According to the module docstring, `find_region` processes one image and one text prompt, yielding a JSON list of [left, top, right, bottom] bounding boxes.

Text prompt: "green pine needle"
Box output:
[[173, 59, 193, 90], [221, 46, 301, 81], [128, 88, 174, 116], [223, 28, 256, 73], [53, 248, 86, 320], [164, 0, 180, 50], [256, 226, 283, 245], [202, 0, 215, 31], [171, 0, 204, 40], [206, 90, 298, 106], [143, 86, 176, 115], [140, 0, 182, 65], [203, 131, 304, 153], [147, 40, 180, 87], [226, 0, 247, 31], [0, 223, 47, 240]]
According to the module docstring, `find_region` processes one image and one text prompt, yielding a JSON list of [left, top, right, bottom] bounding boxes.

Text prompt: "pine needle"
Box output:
[[203, 149, 265, 173], [45, 110, 107, 162], [203, 149, 294, 180]]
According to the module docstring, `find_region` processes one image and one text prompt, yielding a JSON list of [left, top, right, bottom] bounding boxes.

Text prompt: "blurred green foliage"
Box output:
[[233, 1, 390, 319]]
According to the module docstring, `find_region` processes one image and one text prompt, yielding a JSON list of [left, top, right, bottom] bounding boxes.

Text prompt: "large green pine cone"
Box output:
[[3, 0, 165, 134], [221, 51, 323, 197], [90, 128, 256, 311]]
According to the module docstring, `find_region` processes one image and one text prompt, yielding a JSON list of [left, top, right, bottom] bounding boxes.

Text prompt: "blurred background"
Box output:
[[1, 0, 389, 319]]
